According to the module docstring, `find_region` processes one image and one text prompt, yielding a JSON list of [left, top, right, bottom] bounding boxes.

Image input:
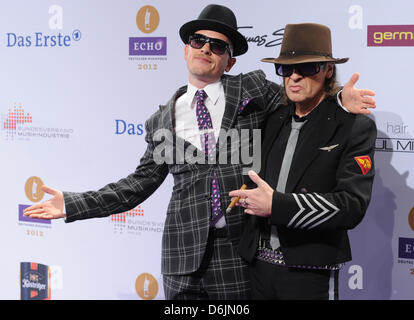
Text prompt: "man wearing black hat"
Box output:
[[24, 6, 375, 300], [231, 23, 376, 299]]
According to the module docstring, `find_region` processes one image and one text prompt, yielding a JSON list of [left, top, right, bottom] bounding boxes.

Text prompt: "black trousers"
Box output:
[[249, 259, 339, 300]]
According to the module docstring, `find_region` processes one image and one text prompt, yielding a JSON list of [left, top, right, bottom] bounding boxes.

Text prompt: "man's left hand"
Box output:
[[341, 72, 376, 115], [229, 171, 274, 217]]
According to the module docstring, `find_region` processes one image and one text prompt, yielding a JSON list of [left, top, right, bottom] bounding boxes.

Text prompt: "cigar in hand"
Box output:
[[226, 184, 247, 213]]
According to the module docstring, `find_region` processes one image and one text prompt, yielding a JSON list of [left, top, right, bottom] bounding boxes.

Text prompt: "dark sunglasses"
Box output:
[[274, 62, 326, 77], [188, 34, 233, 57]]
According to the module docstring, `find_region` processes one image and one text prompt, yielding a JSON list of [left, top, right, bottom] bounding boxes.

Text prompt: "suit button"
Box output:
[[300, 188, 308, 193]]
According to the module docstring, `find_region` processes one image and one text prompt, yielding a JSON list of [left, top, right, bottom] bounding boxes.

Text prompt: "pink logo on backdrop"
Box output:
[[1, 103, 32, 139], [367, 25, 414, 46]]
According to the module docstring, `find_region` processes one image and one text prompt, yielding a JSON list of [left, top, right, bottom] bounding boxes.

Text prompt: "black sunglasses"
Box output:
[[274, 62, 326, 77], [188, 34, 233, 57]]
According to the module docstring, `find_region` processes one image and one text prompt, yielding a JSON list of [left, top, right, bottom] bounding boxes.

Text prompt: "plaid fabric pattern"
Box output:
[[163, 235, 250, 300], [63, 70, 282, 278]]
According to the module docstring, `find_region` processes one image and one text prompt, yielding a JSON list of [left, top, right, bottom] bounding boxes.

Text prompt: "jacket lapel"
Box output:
[[216, 74, 265, 156], [219, 74, 242, 133], [261, 105, 290, 166], [158, 85, 188, 158], [285, 100, 340, 192], [159, 85, 187, 132], [215, 74, 242, 158]]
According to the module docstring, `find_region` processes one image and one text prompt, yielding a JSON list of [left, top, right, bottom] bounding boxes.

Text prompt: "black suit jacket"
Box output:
[[238, 97, 377, 267]]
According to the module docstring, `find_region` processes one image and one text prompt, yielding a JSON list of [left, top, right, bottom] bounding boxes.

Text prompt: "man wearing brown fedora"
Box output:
[[231, 23, 376, 299], [24, 6, 375, 300]]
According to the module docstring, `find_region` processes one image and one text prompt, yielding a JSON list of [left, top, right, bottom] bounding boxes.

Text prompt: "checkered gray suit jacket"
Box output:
[[63, 70, 281, 275]]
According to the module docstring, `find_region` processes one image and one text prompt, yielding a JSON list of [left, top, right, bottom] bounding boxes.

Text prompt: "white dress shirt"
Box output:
[[175, 80, 226, 152], [175, 80, 227, 228]]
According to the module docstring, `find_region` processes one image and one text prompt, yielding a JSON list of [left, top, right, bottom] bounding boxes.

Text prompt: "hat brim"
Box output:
[[261, 56, 349, 65], [179, 19, 248, 56]]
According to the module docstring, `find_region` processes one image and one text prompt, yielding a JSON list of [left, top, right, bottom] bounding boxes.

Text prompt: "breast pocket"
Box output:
[[238, 109, 270, 132]]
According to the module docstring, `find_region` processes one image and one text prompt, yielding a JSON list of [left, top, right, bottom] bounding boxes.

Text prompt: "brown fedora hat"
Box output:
[[262, 23, 348, 65], [179, 4, 248, 56]]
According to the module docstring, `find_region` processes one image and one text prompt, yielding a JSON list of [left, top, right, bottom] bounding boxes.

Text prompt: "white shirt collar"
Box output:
[[186, 80, 222, 108]]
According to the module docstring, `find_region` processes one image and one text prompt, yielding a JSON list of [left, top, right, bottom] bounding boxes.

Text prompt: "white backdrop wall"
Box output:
[[1, 0, 414, 300]]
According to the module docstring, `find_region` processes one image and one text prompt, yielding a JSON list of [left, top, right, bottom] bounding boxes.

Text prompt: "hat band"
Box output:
[[280, 50, 333, 58]]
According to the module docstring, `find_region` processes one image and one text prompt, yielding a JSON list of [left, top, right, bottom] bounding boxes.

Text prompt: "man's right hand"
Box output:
[[23, 185, 65, 220]]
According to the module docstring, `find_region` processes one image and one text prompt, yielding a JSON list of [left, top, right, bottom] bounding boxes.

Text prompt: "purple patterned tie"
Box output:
[[195, 90, 223, 227]]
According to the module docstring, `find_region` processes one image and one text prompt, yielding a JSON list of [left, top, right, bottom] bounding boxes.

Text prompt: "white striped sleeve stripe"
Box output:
[[294, 194, 317, 229], [287, 193, 340, 230], [287, 193, 305, 228], [308, 211, 339, 230], [300, 194, 329, 229]]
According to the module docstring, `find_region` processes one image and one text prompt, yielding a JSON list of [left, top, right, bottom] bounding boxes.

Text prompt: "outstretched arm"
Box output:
[[24, 112, 169, 223]]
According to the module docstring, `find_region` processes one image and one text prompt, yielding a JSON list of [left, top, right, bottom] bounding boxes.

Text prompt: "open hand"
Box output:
[[342, 73, 376, 115], [23, 185, 65, 220]]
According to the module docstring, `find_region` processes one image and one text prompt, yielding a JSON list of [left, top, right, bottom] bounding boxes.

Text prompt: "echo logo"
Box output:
[[136, 6, 160, 34], [129, 37, 167, 56], [19, 176, 51, 225], [135, 273, 158, 300], [25, 176, 45, 203], [398, 237, 414, 259]]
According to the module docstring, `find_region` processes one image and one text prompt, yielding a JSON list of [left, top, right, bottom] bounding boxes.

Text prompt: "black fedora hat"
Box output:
[[179, 4, 248, 57]]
